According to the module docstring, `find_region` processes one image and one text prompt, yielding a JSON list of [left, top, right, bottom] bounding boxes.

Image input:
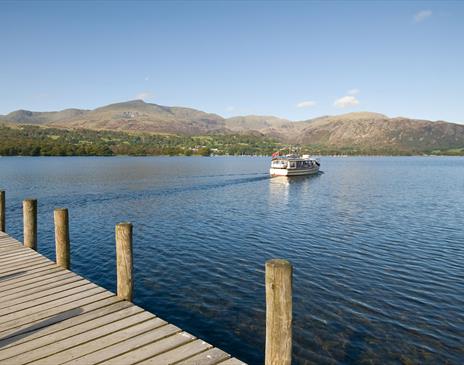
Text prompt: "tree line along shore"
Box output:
[[1, 124, 463, 157]]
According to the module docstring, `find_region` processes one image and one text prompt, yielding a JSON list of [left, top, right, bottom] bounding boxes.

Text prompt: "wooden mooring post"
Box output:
[[116, 222, 133, 301], [54, 208, 70, 269], [23, 198, 37, 250], [0, 190, 5, 232], [265, 259, 293, 365]]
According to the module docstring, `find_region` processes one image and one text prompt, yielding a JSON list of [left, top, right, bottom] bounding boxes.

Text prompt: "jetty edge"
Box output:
[[0, 190, 294, 364]]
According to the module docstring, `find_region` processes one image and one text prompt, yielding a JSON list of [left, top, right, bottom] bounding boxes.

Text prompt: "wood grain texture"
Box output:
[[176, 347, 231, 365], [137, 339, 212, 365], [54, 208, 70, 269], [219, 358, 247, 365], [23, 199, 37, 250], [62, 323, 179, 365], [116, 222, 133, 301], [265, 259, 292, 365]]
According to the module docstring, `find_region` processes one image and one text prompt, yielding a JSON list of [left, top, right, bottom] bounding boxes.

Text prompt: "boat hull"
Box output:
[[270, 166, 319, 176]]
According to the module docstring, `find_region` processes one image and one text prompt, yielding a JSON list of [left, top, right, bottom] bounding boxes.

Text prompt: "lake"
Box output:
[[1, 156, 463, 364]]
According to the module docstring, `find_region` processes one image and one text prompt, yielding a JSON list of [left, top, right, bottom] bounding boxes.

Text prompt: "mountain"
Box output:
[[1, 100, 226, 135], [294, 112, 464, 152], [224, 115, 305, 142], [3, 108, 88, 125], [2, 100, 464, 153], [56, 100, 227, 135]]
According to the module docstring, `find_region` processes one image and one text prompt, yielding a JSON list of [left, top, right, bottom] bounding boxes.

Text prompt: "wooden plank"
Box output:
[[176, 348, 231, 365], [137, 339, 212, 365], [0, 296, 123, 346], [0, 250, 48, 270], [0, 256, 52, 272], [0, 266, 64, 290], [0, 250, 37, 262], [0, 278, 88, 312], [218, 358, 247, 365], [1, 271, 75, 296], [0, 298, 127, 351], [30, 317, 166, 365], [62, 323, 181, 365], [0, 247, 28, 257], [0, 245, 30, 255], [0, 237, 23, 248], [0, 238, 19, 246], [0, 251, 44, 265], [0, 248, 25, 256], [3, 312, 155, 364], [0, 241, 28, 251], [0, 270, 36, 285], [0, 262, 52, 277], [0, 282, 96, 317], [0, 286, 107, 325], [0, 291, 115, 338], [0, 238, 21, 243], [0, 305, 148, 361], [0, 237, 15, 242], [0, 244, 25, 253], [99, 331, 196, 365], [1, 271, 80, 298]]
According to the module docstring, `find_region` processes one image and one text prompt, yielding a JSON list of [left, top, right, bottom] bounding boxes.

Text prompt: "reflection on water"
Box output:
[[269, 176, 291, 205], [269, 173, 323, 206], [1, 156, 463, 364]]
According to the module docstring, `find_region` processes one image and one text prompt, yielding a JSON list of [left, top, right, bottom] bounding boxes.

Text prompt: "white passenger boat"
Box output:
[[270, 153, 320, 176]]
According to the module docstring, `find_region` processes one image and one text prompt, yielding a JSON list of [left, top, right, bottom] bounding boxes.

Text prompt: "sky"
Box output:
[[0, 0, 463, 122]]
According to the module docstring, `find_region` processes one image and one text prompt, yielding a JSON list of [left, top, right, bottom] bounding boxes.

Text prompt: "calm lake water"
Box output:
[[1, 156, 463, 364]]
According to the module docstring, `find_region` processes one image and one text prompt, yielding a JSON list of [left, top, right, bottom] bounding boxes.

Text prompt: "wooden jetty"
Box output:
[[0, 191, 293, 365]]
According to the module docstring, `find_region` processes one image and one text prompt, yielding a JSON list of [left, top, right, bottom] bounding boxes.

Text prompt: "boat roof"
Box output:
[[272, 155, 313, 161]]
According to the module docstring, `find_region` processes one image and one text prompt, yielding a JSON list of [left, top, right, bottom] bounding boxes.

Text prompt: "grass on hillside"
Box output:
[[0, 124, 463, 156]]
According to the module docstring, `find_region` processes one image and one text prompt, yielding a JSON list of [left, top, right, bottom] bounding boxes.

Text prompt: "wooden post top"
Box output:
[[266, 259, 292, 268], [116, 222, 133, 229]]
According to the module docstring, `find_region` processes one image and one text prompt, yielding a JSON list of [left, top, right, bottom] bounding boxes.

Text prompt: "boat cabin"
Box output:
[[271, 157, 316, 170]]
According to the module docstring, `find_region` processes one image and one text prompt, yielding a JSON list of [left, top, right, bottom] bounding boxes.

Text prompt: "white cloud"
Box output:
[[348, 88, 360, 95], [226, 106, 235, 112], [414, 10, 432, 23], [296, 100, 317, 108], [144, 76, 150, 81], [136, 91, 154, 100], [334, 95, 360, 108]]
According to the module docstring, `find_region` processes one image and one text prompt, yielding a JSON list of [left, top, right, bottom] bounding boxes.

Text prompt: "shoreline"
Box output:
[[1, 154, 463, 158]]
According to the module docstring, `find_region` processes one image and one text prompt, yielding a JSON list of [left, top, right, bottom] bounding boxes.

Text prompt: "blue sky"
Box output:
[[0, 1, 463, 122]]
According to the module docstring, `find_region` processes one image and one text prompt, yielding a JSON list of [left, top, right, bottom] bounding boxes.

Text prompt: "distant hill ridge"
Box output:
[[1, 100, 464, 152]]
